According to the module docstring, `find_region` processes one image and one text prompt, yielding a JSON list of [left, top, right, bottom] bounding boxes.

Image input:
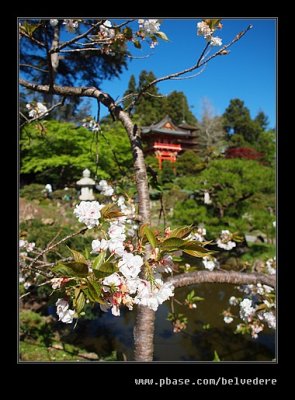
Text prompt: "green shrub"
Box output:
[[20, 184, 46, 201]]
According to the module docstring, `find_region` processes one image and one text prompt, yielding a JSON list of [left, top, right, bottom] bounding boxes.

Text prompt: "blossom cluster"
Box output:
[[99, 20, 115, 39], [137, 19, 161, 48], [216, 230, 236, 250], [53, 184, 175, 323], [19, 239, 35, 253], [82, 118, 101, 133], [202, 256, 219, 271], [26, 102, 48, 119], [73, 201, 104, 229], [222, 283, 276, 339], [265, 257, 276, 275], [191, 227, 207, 242], [63, 19, 79, 33], [197, 20, 223, 47], [96, 180, 114, 196]]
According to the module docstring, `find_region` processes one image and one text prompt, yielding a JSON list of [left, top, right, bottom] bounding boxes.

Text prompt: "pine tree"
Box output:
[[164, 91, 197, 125], [223, 98, 262, 144], [123, 74, 137, 110]]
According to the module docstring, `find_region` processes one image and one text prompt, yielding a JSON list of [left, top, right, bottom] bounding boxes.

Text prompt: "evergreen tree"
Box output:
[[123, 74, 137, 110], [223, 98, 262, 144], [123, 72, 197, 126], [164, 91, 197, 125], [254, 111, 269, 130], [135, 70, 163, 125]]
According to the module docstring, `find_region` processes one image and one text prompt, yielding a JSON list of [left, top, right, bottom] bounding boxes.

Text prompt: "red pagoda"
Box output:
[[141, 116, 198, 169]]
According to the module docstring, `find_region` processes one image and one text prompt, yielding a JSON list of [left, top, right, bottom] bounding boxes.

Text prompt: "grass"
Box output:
[[19, 341, 93, 362]]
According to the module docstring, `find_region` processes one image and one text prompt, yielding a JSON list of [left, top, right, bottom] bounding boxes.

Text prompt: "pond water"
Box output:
[[56, 283, 275, 362]]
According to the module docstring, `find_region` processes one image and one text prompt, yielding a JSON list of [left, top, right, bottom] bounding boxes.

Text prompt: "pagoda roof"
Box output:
[[178, 121, 199, 130], [142, 115, 197, 136]]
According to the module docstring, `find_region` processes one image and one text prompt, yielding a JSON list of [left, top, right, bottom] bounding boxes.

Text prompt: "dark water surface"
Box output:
[[60, 283, 275, 361]]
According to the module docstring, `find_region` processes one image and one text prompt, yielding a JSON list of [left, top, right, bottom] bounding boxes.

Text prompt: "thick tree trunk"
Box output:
[[133, 306, 155, 361], [115, 110, 156, 362]]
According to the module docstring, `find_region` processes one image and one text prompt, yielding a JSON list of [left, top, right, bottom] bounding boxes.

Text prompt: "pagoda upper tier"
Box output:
[[141, 116, 198, 169], [141, 116, 198, 152]]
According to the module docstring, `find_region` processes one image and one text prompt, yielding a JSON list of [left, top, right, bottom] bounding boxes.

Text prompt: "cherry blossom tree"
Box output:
[[19, 18, 275, 361]]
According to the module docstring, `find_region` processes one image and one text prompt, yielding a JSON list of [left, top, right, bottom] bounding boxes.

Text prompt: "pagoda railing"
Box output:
[[153, 142, 182, 151]]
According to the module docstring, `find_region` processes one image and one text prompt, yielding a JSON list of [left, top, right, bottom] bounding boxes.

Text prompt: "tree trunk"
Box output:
[[116, 110, 156, 362], [133, 306, 155, 361]]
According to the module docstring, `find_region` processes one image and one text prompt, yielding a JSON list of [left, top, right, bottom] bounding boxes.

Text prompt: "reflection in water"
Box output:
[[59, 283, 275, 361]]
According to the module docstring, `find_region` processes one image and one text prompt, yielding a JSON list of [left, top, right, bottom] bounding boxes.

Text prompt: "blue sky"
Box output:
[[96, 18, 276, 129]]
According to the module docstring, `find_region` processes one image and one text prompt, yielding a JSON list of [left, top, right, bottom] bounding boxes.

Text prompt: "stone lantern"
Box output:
[[76, 169, 95, 201]]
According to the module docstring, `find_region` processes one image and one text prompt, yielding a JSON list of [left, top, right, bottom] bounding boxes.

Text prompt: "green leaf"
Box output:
[[143, 225, 157, 249], [169, 225, 194, 239], [52, 263, 76, 277], [93, 262, 118, 279], [181, 241, 213, 254], [22, 22, 40, 37], [213, 350, 221, 362], [193, 296, 205, 302], [123, 26, 133, 39], [101, 204, 124, 219], [204, 19, 222, 30], [133, 40, 141, 49], [67, 262, 89, 277], [67, 247, 88, 265], [52, 262, 88, 277], [87, 278, 104, 303], [183, 249, 210, 258], [139, 223, 148, 238], [92, 251, 106, 270], [74, 289, 86, 314], [160, 237, 185, 250], [155, 31, 169, 41], [84, 248, 90, 260], [82, 288, 97, 303]]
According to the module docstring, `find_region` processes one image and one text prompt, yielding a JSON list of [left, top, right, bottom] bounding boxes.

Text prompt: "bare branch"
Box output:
[[28, 227, 87, 269], [169, 66, 206, 80], [50, 21, 103, 53], [144, 91, 167, 99], [20, 63, 49, 73], [19, 111, 29, 123], [59, 47, 104, 54], [19, 79, 119, 116], [199, 25, 253, 68], [131, 25, 253, 110], [36, 257, 73, 269], [19, 30, 46, 48], [126, 54, 152, 60], [167, 270, 275, 289]]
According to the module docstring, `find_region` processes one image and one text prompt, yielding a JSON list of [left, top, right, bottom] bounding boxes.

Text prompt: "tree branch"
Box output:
[[130, 24, 253, 110], [59, 47, 104, 54], [20, 97, 67, 128], [28, 227, 87, 269], [167, 270, 275, 289], [50, 21, 103, 53], [20, 64, 49, 73], [19, 30, 46, 48]]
